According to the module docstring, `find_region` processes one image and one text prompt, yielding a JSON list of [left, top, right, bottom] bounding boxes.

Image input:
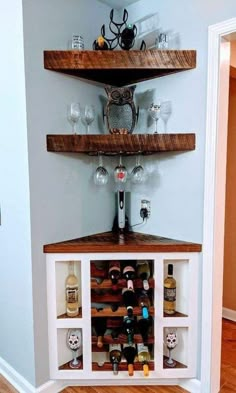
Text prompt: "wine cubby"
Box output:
[[57, 328, 83, 371], [45, 237, 200, 381], [55, 260, 82, 319]]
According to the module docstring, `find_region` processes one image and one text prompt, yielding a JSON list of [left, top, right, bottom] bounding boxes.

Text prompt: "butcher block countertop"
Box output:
[[43, 231, 202, 253]]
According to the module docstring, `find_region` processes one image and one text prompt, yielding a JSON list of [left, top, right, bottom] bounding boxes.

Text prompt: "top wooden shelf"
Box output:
[[43, 231, 202, 253], [44, 49, 196, 87]]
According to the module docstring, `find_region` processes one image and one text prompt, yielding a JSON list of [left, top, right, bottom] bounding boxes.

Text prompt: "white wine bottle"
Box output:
[[164, 264, 176, 315], [109, 343, 122, 375], [137, 343, 150, 376], [65, 261, 79, 317], [136, 260, 150, 290]]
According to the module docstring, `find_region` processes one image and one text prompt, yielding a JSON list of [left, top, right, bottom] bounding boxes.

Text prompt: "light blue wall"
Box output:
[[0, 0, 35, 385]]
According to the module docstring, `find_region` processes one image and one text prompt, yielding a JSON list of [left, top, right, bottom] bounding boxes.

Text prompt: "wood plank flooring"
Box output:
[[1, 318, 236, 393]]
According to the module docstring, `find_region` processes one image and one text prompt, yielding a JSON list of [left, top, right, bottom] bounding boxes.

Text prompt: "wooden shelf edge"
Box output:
[[46, 133, 196, 155]]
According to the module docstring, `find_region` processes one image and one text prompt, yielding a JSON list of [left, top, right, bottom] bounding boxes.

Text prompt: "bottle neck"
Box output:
[[68, 261, 75, 275]]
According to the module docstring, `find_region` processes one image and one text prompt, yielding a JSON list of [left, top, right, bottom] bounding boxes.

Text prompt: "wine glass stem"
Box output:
[[164, 121, 167, 133], [87, 124, 90, 134], [72, 122, 76, 134], [154, 119, 158, 134]]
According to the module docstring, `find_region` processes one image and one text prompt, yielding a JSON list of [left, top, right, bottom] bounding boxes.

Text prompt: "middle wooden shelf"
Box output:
[[46, 133, 196, 156]]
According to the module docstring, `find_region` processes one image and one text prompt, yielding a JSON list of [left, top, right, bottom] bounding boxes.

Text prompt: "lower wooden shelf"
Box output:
[[92, 361, 155, 372]]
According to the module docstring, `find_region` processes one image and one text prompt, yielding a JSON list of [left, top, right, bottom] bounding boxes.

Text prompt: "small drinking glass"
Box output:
[[164, 328, 178, 368], [67, 103, 81, 134], [67, 328, 82, 369], [160, 101, 172, 133], [93, 155, 109, 186], [82, 105, 95, 134], [148, 101, 162, 134], [130, 156, 146, 184], [114, 156, 128, 184]]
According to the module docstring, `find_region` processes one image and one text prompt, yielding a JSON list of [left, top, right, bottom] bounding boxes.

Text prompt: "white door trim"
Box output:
[[202, 17, 236, 393]]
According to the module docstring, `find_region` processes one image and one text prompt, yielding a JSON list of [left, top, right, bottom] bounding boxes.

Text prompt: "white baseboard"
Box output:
[[180, 378, 201, 393], [0, 356, 64, 393], [222, 307, 236, 322]]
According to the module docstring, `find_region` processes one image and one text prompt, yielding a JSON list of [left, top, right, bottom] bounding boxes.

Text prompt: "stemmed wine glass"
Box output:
[[130, 156, 146, 184], [67, 328, 82, 369], [67, 103, 81, 134], [164, 328, 178, 368], [93, 155, 109, 186], [148, 101, 162, 134], [114, 156, 128, 184], [160, 101, 172, 133], [82, 105, 95, 134]]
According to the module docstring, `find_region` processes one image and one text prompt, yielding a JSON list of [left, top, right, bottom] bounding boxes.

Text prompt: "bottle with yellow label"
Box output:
[[137, 343, 150, 376]]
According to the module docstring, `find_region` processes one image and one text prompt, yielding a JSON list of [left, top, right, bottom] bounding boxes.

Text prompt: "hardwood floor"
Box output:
[[1, 318, 236, 393]]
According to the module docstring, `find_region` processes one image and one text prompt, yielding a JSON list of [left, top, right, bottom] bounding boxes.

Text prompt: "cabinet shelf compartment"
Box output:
[[55, 260, 82, 319], [44, 49, 196, 87], [163, 327, 188, 370], [57, 328, 83, 371], [46, 134, 196, 156], [163, 259, 190, 318]]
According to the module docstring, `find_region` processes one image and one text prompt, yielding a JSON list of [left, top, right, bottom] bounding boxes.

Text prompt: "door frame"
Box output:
[[201, 18, 236, 393]]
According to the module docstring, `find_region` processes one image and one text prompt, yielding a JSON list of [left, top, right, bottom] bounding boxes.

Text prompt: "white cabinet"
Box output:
[[45, 244, 200, 384]]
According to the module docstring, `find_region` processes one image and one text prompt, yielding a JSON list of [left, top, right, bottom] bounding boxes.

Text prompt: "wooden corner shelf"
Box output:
[[44, 49, 196, 87], [46, 133, 196, 156]]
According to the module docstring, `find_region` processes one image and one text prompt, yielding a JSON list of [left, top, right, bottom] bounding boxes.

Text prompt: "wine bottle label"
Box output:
[[143, 279, 149, 291], [137, 343, 148, 353], [66, 286, 78, 303], [123, 266, 135, 273], [164, 287, 176, 302], [127, 279, 134, 289]]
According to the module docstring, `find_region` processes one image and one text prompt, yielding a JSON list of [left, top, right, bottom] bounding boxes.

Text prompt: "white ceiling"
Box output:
[[98, 0, 140, 10]]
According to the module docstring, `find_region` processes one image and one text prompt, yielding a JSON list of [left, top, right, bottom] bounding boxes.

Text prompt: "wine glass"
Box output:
[[67, 103, 81, 134], [114, 156, 128, 184], [82, 105, 95, 134], [164, 328, 178, 368], [93, 155, 109, 186], [160, 101, 172, 133], [67, 328, 82, 369], [130, 156, 146, 184], [148, 101, 162, 134]]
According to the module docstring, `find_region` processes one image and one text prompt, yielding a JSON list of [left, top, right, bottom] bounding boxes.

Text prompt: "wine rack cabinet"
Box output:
[[45, 232, 201, 383]]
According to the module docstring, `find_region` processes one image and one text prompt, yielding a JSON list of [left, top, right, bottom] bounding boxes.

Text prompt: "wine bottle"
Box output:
[[122, 287, 136, 317], [65, 261, 79, 317], [164, 264, 176, 315], [109, 343, 122, 375], [137, 315, 152, 344], [123, 315, 135, 345], [136, 260, 151, 290], [137, 290, 150, 319], [108, 260, 121, 292], [93, 317, 107, 348], [137, 343, 151, 377], [122, 263, 136, 290], [123, 344, 137, 376], [93, 35, 109, 50]]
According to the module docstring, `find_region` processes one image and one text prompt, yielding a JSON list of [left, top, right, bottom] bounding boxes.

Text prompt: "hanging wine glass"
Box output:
[[82, 105, 95, 134], [130, 155, 146, 184], [160, 100, 172, 133], [148, 101, 162, 134], [67, 328, 82, 369], [93, 154, 109, 186], [114, 156, 128, 184], [164, 328, 178, 368]]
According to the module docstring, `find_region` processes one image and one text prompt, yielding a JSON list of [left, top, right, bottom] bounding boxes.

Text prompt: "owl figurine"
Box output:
[[104, 85, 138, 134]]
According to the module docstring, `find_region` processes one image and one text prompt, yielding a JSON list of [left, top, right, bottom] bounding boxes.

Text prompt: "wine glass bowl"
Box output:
[[93, 155, 109, 186], [67, 103, 81, 134], [160, 100, 172, 133], [130, 156, 146, 184], [114, 156, 128, 184], [148, 101, 162, 134], [82, 104, 95, 134]]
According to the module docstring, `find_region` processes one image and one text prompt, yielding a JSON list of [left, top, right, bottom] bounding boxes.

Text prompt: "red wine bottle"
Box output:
[[137, 315, 152, 344], [123, 263, 136, 290], [92, 317, 107, 348], [109, 344, 122, 375], [108, 260, 121, 292], [123, 315, 135, 345], [122, 287, 136, 317], [123, 344, 137, 376], [137, 290, 150, 319]]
